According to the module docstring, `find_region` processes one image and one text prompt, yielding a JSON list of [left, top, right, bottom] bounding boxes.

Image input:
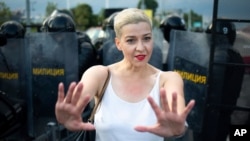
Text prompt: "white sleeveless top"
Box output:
[[94, 72, 164, 141]]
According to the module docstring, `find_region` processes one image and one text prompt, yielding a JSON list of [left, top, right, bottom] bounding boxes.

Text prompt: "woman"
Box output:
[[55, 8, 195, 141]]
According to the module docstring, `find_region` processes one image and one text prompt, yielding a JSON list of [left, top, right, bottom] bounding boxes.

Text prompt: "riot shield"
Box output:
[[217, 0, 250, 20], [168, 30, 210, 133], [101, 29, 120, 66], [0, 38, 26, 138], [26, 32, 78, 137], [231, 27, 250, 125], [168, 30, 236, 140], [0, 38, 26, 99]]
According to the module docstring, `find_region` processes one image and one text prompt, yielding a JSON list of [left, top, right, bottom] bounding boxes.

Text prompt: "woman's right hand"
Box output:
[[55, 82, 95, 131]]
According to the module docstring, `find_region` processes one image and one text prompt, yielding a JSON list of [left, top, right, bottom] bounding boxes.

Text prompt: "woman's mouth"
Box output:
[[135, 55, 146, 61]]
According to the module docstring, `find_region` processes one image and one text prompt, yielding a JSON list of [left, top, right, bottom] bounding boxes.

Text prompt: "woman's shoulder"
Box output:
[[160, 70, 183, 82], [161, 70, 181, 76], [82, 65, 109, 79], [87, 65, 109, 72]]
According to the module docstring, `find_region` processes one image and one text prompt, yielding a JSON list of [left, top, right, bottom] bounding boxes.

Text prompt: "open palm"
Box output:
[[55, 82, 95, 131], [134, 88, 195, 137]]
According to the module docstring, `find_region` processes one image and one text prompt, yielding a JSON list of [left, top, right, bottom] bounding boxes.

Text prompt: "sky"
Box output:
[[3, 0, 214, 20], [2, 0, 250, 24]]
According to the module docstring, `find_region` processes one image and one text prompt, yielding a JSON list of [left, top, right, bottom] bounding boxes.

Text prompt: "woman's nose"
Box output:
[[136, 40, 145, 51]]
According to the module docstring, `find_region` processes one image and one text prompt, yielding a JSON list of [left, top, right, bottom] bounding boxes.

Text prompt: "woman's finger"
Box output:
[[171, 92, 178, 113], [147, 96, 162, 118], [65, 82, 77, 103], [160, 88, 170, 112], [78, 95, 91, 113], [57, 82, 65, 103], [71, 83, 84, 105], [181, 99, 195, 119]]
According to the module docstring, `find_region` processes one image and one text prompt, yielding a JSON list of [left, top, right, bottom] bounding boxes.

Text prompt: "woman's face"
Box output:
[[115, 22, 153, 67]]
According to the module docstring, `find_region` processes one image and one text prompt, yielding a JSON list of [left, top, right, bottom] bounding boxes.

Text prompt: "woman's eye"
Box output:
[[127, 39, 135, 43], [144, 36, 151, 41]]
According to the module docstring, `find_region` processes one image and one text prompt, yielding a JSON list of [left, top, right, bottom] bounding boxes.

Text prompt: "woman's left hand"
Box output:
[[134, 88, 195, 137]]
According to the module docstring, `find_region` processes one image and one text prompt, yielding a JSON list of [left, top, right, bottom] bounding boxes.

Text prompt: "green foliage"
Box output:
[[45, 2, 57, 17], [0, 2, 12, 25], [137, 0, 158, 16], [97, 9, 106, 27], [71, 4, 98, 31], [183, 10, 203, 30]]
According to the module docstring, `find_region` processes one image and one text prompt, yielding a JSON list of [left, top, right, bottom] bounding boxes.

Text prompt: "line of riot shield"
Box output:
[[167, 30, 237, 141], [25, 32, 79, 138], [217, 0, 250, 20], [0, 38, 26, 139], [231, 27, 250, 125], [167, 30, 210, 136]]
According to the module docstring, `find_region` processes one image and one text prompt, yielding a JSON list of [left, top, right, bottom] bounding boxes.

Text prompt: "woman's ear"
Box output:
[[115, 37, 122, 51]]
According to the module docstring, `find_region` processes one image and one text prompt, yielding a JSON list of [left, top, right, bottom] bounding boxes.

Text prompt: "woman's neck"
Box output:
[[114, 60, 154, 78]]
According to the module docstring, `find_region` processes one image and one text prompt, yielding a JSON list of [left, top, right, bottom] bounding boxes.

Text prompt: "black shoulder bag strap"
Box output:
[[74, 69, 110, 141], [88, 68, 110, 122]]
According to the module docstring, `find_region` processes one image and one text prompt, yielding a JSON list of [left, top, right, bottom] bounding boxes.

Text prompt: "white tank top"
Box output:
[[94, 72, 164, 141]]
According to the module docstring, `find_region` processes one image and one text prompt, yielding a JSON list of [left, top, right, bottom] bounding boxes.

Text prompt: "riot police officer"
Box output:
[[0, 20, 25, 94], [0, 20, 26, 139], [41, 11, 97, 79], [0, 20, 25, 38], [159, 15, 186, 70], [204, 21, 244, 141], [160, 15, 186, 42], [98, 12, 119, 65], [40, 11, 97, 129]]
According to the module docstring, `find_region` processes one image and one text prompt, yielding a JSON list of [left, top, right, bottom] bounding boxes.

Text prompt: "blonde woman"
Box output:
[[55, 8, 195, 141]]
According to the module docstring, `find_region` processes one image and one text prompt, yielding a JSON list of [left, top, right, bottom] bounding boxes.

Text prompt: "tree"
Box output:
[[183, 10, 203, 31], [0, 2, 12, 25], [45, 2, 57, 17], [71, 4, 98, 31], [137, 0, 158, 17]]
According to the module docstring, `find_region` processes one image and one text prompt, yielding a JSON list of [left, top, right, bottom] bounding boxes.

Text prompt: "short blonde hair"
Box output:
[[114, 8, 152, 38]]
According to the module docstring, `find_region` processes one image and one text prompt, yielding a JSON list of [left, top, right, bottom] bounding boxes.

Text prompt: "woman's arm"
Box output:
[[55, 65, 109, 131], [163, 71, 186, 114], [134, 71, 195, 138]]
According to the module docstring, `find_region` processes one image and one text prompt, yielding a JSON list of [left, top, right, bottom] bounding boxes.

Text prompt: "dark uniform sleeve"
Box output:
[[78, 41, 97, 79]]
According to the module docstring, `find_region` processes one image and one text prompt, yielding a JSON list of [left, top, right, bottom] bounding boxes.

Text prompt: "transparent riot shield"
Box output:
[[0, 38, 26, 99], [168, 30, 236, 141], [231, 26, 250, 125], [101, 29, 121, 65], [168, 30, 211, 134], [0, 38, 26, 139], [217, 0, 250, 20], [26, 32, 78, 137], [212, 0, 250, 140]]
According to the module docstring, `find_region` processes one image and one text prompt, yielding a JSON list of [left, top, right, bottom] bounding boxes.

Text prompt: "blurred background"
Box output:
[[1, 0, 213, 33], [0, 1, 250, 141]]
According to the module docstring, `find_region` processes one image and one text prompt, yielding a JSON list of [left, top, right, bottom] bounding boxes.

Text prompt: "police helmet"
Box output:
[[0, 20, 25, 38], [50, 9, 74, 20], [41, 13, 76, 32], [159, 15, 186, 42], [206, 21, 236, 45], [102, 12, 119, 31]]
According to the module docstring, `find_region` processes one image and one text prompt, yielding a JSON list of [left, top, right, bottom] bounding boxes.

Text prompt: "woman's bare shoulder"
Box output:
[[161, 71, 183, 82], [81, 65, 109, 80], [87, 65, 109, 72]]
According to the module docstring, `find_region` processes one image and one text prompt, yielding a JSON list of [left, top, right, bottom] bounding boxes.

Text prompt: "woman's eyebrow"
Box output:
[[125, 33, 152, 38], [144, 33, 152, 36]]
